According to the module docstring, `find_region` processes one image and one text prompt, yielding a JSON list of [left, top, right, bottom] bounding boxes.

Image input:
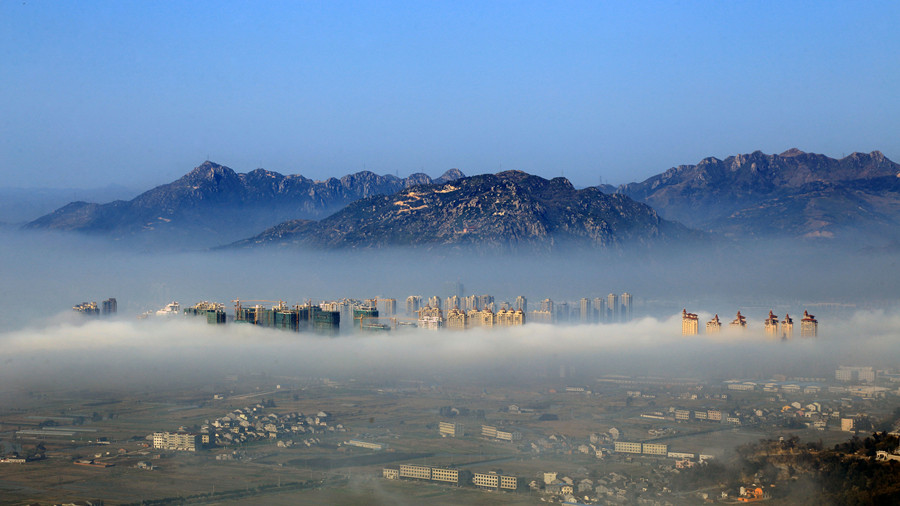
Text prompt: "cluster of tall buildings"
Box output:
[[682, 309, 818, 337], [414, 304, 526, 330], [143, 290, 636, 334], [180, 298, 401, 334], [405, 292, 634, 328], [72, 298, 117, 316]]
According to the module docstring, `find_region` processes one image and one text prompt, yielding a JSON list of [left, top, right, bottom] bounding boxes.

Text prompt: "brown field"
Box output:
[[0, 373, 869, 505]]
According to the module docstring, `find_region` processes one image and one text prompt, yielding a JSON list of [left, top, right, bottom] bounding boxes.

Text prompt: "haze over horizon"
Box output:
[[3, 1, 899, 190]]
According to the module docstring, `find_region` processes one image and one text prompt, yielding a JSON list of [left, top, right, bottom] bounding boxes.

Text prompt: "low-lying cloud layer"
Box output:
[[2, 228, 899, 401], [2, 309, 899, 396]]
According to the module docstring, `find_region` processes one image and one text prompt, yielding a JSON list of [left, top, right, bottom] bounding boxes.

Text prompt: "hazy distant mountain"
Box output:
[[616, 149, 900, 241], [229, 171, 696, 252], [0, 185, 139, 224], [24, 162, 465, 248]]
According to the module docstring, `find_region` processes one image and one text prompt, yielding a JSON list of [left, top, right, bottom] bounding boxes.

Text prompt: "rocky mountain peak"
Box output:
[[548, 176, 575, 191], [435, 168, 465, 184], [779, 148, 806, 157], [181, 161, 239, 187]]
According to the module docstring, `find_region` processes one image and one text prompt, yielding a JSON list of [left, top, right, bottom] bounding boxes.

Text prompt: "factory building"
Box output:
[[439, 421, 464, 437], [431, 467, 459, 484], [399, 464, 432, 481], [642, 443, 668, 456], [345, 439, 383, 450], [473, 472, 499, 489], [614, 441, 643, 454]]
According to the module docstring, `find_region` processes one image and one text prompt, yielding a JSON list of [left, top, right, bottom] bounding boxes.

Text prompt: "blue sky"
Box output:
[[2, 1, 898, 189]]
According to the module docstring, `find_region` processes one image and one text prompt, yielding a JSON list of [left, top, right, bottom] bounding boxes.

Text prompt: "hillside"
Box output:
[[616, 149, 900, 241], [24, 162, 464, 248], [229, 170, 697, 252]]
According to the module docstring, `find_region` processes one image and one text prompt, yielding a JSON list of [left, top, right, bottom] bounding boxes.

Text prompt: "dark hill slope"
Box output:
[[25, 162, 464, 248], [617, 149, 900, 240], [231, 171, 697, 251]]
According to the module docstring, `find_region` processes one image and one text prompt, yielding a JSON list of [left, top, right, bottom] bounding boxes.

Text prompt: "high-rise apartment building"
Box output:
[[801, 310, 818, 337], [446, 308, 467, 330], [101, 297, 117, 315], [579, 298, 591, 323], [428, 295, 442, 310], [515, 295, 527, 313], [445, 295, 460, 311], [764, 311, 779, 337], [706, 314, 721, 334], [607, 293, 619, 322], [781, 313, 794, 338], [593, 297, 606, 322], [379, 298, 396, 316], [540, 298, 554, 313], [620, 292, 633, 322], [405, 296, 421, 316], [556, 301, 569, 323], [496, 308, 525, 326], [468, 308, 495, 327], [464, 295, 478, 311], [445, 281, 464, 299], [528, 310, 552, 323], [682, 309, 699, 335], [730, 311, 747, 330]]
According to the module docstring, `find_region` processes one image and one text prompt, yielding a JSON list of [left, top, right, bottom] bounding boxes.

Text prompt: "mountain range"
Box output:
[[23, 149, 900, 250], [24, 162, 464, 248], [229, 171, 694, 252], [616, 149, 900, 240]]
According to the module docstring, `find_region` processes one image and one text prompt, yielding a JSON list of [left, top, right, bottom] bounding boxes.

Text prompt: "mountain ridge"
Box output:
[[25, 162, 465, 247], [228, 170, 698, 252], [615, 149, 900, 240]]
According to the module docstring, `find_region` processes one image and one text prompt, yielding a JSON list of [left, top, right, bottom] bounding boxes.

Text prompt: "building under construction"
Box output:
[[74, 297, 117, 317], [353, 306, 379, 328], [73, 301, 99, 316], [101, 298, 117, 315], [232, 300, 340, 335], [184, 301, 227, 324]]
